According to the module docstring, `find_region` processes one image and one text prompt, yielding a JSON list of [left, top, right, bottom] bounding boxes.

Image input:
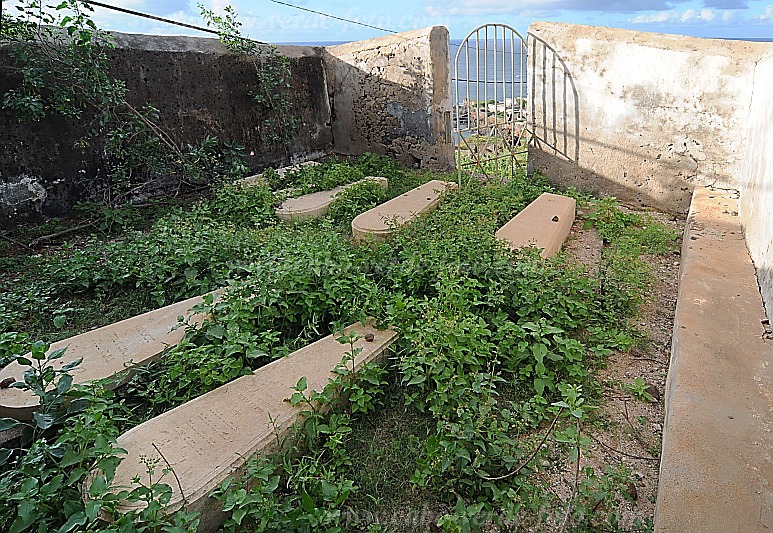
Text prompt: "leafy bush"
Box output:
[[0, 157, 675, 531]]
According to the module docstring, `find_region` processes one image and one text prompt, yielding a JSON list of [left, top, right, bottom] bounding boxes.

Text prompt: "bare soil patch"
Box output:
[[559, 208, 685, 528]]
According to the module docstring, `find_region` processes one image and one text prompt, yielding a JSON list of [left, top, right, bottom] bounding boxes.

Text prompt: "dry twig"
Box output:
[[591, 434, 659, 462], [152, 442, 187, 507], [475, 407, 563, 482]]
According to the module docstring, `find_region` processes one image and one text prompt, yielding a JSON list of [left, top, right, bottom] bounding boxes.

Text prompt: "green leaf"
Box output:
[[53, 315, 66, 329], [406, 374, 426, 386], [56, 374, 73, 395], [0, 448, 13, 466], [295, 376, 307, 392], [33, 412, 55, 430], [10, 499, 39, 533], [58, 511, 87, 533], [531, 343, 547, 362], [0, 418, 21, 431], [61, 357, 83, 372], [232, 507, 247, 525], [48, 347, 68, 360], [289, 392, 305, 406], [320, 480, 337, 502], [301, 490, 314, 512], [534, 378, 546, 396], [207, 324, 225, 339]]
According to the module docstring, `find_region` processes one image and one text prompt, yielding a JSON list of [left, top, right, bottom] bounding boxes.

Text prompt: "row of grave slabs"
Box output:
[[0, 164, 576, 532]]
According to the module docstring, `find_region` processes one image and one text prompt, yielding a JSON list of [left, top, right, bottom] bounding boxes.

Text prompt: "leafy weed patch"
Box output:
[[0, 155, 678, 532]]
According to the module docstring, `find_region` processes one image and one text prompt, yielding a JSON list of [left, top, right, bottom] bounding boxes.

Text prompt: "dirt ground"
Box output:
[[557, 207, 685, 529]]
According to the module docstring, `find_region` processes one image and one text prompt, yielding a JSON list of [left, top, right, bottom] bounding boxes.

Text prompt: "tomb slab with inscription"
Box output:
[[88, 320, 396, 533], [0, 293, 216, 419]]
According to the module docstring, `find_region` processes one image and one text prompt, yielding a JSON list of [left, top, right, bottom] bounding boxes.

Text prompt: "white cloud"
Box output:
[[760, 5, 773, 19], [425, 0, 675, 16], [631, 11, 674, 23], [630, 6, 735, 24]]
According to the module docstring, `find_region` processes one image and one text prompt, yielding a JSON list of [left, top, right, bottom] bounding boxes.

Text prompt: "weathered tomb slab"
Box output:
[[351, 179, 457, 242], [655, 186, 772, 531], [0, 293, 216, 420], [276, 176, 388, 221], [237, 160, 320, 187], [92, 321, 396, 532], [495, 192, 575, 258]]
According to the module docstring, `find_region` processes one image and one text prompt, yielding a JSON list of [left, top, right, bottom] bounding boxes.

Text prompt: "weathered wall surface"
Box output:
[[739, 50, 773, 316], [527, 22, 773, 214], [323, 27, 454, 171], [0, 34, 333, 226]]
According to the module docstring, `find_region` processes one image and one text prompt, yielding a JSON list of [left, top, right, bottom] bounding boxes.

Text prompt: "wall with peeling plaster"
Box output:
[[1, 27, 453, 227], [739, 49, 773, 316], [323, 27, 454, 171], [527, 22, 773, 214]]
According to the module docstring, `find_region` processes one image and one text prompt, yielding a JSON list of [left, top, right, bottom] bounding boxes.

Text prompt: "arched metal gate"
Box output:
[[453, 24, 529, 185]]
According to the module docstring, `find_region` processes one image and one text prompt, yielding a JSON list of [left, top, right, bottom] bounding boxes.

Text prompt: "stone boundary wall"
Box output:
[[527, 22, 773, 214], [0, 35, 332, 225], [1, 27, 453, 226], [323, 27, 454, 171], [739, 49, 773, 317]]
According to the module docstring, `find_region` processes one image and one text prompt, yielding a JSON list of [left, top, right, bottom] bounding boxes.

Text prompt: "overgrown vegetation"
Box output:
[[0, 151, 679, 531], [199, 3, 297, 146], [1, 1, 293, 206]]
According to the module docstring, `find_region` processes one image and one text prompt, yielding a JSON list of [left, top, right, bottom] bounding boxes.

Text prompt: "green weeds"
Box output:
[[0, 156, 675, 531]]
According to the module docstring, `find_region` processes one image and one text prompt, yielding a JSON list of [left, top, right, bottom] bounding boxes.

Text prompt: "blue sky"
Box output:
[[17, 0, 773, 41]]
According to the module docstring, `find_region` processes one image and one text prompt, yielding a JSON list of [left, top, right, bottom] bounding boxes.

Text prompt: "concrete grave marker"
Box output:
[[88, 320, 396, 533], [0, 292, 217, 420], [496, 193, 576, 258], [351, 179, 457, 241], [276, 176, 387, 221]]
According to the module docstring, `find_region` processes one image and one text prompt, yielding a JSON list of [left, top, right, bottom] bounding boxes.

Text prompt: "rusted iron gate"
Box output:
[[453, 24, 529, 185]]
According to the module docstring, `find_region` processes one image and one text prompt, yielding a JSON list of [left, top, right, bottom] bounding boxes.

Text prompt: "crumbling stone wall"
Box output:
[[739, 49, 773, 318], [527, 22, 773, 214], [2, 27, 455, 227], [0, 34, 332, 226], [323, 26, 454, 171]]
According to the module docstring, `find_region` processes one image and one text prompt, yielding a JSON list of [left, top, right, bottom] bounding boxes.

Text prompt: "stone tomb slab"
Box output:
[[91, 321, 396, 533], [351, 180, 457, 242], [0, 293, 215, 420], [495, 192, 576, 258], [276, 176, 388, 221]]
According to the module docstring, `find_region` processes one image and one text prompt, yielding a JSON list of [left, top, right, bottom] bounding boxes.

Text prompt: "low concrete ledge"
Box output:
[[0, 292, 216, 420], [655, 186, 772, 531], [91, 321, 396, 533], [351, 179, 457, 242], [495, 192, 576, 258], [276, 176, 387, 221]]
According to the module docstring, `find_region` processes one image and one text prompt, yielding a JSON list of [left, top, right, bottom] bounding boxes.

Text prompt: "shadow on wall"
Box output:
[[526, 31, 697, 214], [528, 33, 579, 164], [0, 35, 334, 226]]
